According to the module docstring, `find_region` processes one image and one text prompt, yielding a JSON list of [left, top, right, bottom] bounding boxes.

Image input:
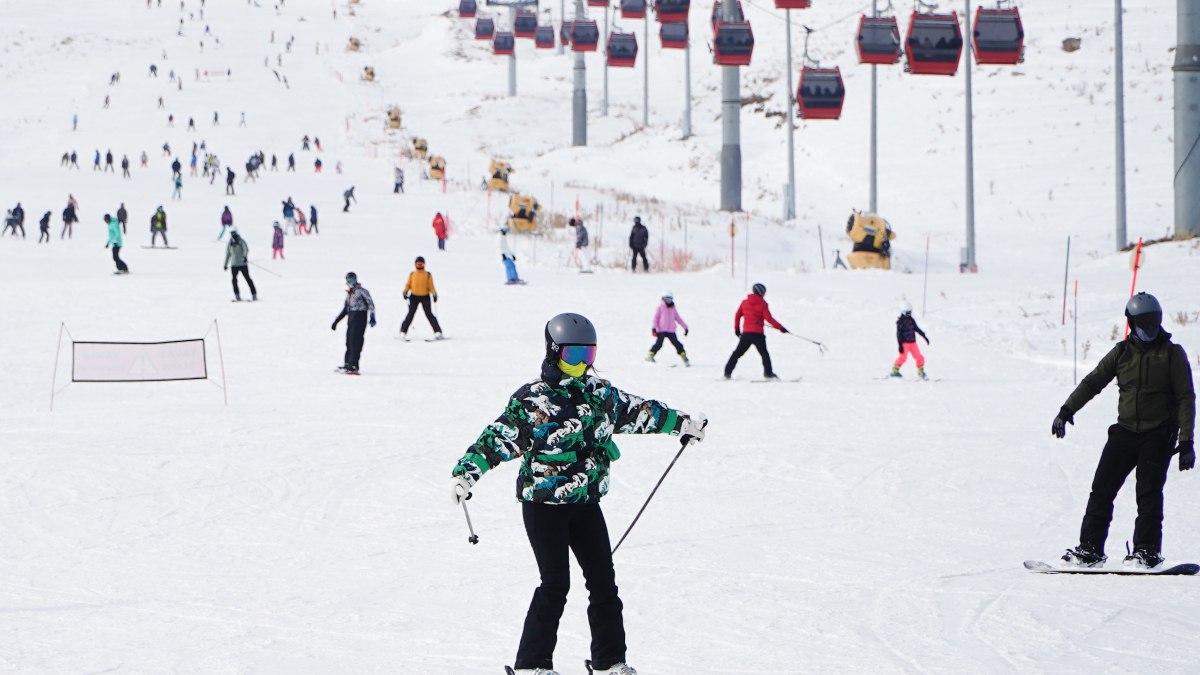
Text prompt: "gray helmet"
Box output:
[[1126, 292, 1163, 341], [544, 313, 597, 357], [752, 283, 766, 296]]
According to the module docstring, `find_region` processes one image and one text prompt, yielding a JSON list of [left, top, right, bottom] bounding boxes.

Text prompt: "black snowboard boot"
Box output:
[[1123, 548, 1164, 570], [1061, 544, 1107, 568]]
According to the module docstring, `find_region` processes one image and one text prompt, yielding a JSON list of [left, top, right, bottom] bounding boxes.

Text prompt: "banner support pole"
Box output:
[[50, 322, 66, 411], [213, 319, 228, 406]]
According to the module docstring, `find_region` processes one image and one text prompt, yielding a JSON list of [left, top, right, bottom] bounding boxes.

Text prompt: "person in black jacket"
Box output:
[[629, 216, 649, 272], [39, 211, 51, 243], [61, 203, 78, 238], [331, 272, 376, 373], [7, 203, 25, 238], [116, 203, 128, 234], [890, 301, 929, 379]]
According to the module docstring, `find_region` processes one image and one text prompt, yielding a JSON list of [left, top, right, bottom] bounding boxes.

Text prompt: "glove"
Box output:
[[105, 244, 109, 248], [450, 475, 474, 506], [432, 294, 438, 302], [403, 291, 410, 300], [331, 320, 339, 331], [369, 312, 376, 328], [735, 329, 742, 338], [1051, 406, 1074, 439], [684, 328, 689, 337], [223, 265, 228, 271], [922, 335, 930, 346], [652, 328, 658, 337], [780, 327, 789, 334], [680, 413, 708, 445], [1178, 440, 1195, 471]]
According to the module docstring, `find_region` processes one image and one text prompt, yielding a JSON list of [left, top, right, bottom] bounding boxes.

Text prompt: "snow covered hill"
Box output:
[[0, 1, 1198, 673]]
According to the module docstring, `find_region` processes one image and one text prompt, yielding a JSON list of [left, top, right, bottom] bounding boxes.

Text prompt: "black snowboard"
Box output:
[[1024, 560, 1199, 575]]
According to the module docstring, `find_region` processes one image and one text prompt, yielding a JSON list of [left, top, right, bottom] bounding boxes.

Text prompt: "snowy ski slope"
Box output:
[[0, 0, 1198, 673]]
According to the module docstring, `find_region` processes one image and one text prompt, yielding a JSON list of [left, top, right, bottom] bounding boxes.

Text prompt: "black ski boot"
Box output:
[[1123, 548, 1164, 570], [1061, 544, 1106, 568]]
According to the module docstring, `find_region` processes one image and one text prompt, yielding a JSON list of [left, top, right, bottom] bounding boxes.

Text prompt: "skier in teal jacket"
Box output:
[[105, 214, 129, 274]]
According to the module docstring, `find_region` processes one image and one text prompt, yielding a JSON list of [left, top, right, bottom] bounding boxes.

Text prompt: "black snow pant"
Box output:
[[630, 248, 648, 272], [152, 230, 169, 246], [400, 295, 442, 334], [39, 227, 49, 243], [343, 198, 351, 212], [1078, 424, 1175, 555], [230, 265, 257, 298], [650, 332, 685, 356], [724, 332, 774, 378], [62, 222, 74, 238], [344, 310, 368, 368], [111, 246, 129, 272], [514, 502, 626, 672]]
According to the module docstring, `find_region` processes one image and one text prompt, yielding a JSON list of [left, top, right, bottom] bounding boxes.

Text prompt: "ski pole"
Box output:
[[247, 259, 282, 277], [786, 332, 827, 355], [611, 417, 707, 555], [460, 493, 479, 545]]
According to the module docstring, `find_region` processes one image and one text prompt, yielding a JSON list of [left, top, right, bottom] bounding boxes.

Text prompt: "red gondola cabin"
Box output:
[[607, 32, 638, 67], [571, 20, 600, 52], [655, 0, 691, 23], [972, 6, 1024, 65], [621, 0, 647, 20], [493, 31, 515, 56], [857, 15, 902, 65], [587, 0, 608, 6], [713, 21, 753, 66], [514, 10, 537, 39], [535, 25, 556, 49], [904, 11, 962, 76], [797, 67, 845, 120], [774, 0, 810, 8], [475, 18, 495, 41], [660, 21, 688, 49], [458, 0, 477, 19]]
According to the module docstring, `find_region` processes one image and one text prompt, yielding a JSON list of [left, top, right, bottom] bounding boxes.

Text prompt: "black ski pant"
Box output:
[[400, 295, 442, 334], [61, 222, 73, 238], [152, 230, 169, 246], [230, 265, 256, 298], [111, 245, 128, 272], [39, 228, 49, 243], [344, 310, 368, 368], [650, 332, 685, 356], [724, 332, 774, 377], [630, 248, 648, 272], [1079, 424, 1175, 555], [514, 502, 626, 672]]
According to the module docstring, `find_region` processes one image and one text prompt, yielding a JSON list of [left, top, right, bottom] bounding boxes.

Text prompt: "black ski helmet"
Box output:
[[752, 283, 766, 296], [1126, 292, 1163, 341], [345, 271, 357, 283], [544, 312, 597, 358], [415, 256, 425, 264], [634, 216, 642, 225]]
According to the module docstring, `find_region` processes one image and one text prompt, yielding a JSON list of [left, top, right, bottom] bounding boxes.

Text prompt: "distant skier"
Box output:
[[1053, 292, 1195, 570], [331, 272, 376, 374], [281, 198, 297, 232], [569, 217, 592, 273], [270, 154, 277, 171], [171, 157, 182, 177], [225, 167, 236, 195], [140, 150, 148, 167], [498, 226, 522, 284], [117, 202, 128, 233], [271, 222, 285, 259], [223, 230, 257, 301], [629, 215, 649, 272], [296, 209, 309, 235], [104, 150, 114, 172], [647, 292, 690, 366], [302, 135, 310, 151], [38, 211, 51, 243], [171, 174, 183, 200], [121, 154, 131, 178], [93, 149, 101, 171], [393, 166, 404, 194], [314, 137, 322, 151], [724, 283, 787, 380], [69, 150, 79, 168], [218, 206, 233, 239], [399, 256, 443, 340], [287, 153, 296, 171], [105, 214, 129, 274], [890, 301, 930, 380], [342, 186, 355, 212], [449, 311, 706, 675], [61, 202, 78, 239], [150, 206, 168, 247], [315, 158, 323, 173], [432, 212, 447, 251], [308, 205, 319, 234], [7, 203, 26, 238]]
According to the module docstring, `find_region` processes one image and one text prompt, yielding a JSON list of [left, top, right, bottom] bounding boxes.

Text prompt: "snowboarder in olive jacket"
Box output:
[[1054, 292, 1195, 570], [224, 231, 257, 301]]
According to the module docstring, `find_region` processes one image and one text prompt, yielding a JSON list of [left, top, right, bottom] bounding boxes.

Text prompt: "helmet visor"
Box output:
[[1131, 311, 1162, 339], [559, 345, 597, 366]]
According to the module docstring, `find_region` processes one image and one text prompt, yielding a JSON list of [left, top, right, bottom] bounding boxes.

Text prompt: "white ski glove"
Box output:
[[680, 413, 708, 445], [450, 475, 474, 506]]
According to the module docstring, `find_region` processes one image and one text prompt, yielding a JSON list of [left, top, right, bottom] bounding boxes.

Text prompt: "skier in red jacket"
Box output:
[[432, 212, 448, 251], [724, 283, 788, 380]]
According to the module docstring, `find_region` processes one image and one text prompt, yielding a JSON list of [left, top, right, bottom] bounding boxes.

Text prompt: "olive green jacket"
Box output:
[[1064, 333, 1195, 442]]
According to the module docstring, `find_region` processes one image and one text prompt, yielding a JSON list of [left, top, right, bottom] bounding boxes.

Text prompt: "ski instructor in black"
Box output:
[[1053, 292, 1195, 569], [450, 313, 707, 675], [331, 272, 376, 373]]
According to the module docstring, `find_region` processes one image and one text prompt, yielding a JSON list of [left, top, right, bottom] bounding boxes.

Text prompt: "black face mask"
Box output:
[[1129, 311, 1163, 342], [664, 300, 674, 307]]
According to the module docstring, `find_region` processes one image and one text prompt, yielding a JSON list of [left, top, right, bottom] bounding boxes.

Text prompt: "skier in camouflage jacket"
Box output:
[[450, 313, 706, 675]]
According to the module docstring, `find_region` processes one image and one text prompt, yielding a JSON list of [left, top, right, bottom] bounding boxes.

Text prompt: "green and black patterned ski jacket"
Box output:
[[453, 361, 685, 505]]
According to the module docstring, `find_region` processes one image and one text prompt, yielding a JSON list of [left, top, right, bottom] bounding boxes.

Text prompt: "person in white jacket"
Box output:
[[498, 226, 523, 284]]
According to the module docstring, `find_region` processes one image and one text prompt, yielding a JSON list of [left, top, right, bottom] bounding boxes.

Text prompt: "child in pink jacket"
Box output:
[[647, 291, 690, 366], [272, 222, 285, 259]]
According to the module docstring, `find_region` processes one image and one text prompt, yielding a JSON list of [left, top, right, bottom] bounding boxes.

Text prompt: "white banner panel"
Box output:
[[72, 340, 208, 382]]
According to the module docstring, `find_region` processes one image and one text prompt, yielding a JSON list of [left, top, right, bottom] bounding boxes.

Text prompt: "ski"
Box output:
[[335, 368, 360, 376], [140, 245, 178, 249], [425, 337, 451, 342], [751, 377, 802, 383], [1023, 560, 1200, 575]]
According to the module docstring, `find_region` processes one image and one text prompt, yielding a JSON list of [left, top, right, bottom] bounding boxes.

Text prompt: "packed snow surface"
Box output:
[[1, 0, 1198, 673]]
